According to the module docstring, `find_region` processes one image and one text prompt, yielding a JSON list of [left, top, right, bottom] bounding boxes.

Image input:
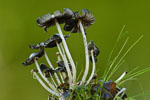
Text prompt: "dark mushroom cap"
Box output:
[[64, 9, 95, 33], [53, 10, 64, 24], [55, 61, 72, 73], [88, 40, 100, 62], [44, 34, 70, 48], [29, 42, 45, 49], [37, 13, 55, 32], [54, 9, 74, 24], [64, 19, 79, 33], [29, 34, 70, 49], [88, 40, 100, 56], [63, 8, 74, 19], [40, 63, 56, 77], [37, 8, 74, 32], [36, 48, 44, 58], [22, 53, 38, 66], [80, 9, 95, 28], [22, 48, 44, 66]]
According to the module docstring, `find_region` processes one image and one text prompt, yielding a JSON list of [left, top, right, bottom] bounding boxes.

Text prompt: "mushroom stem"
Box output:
[[56, 52, 61, 61], [85, 50, 95, 85], [115, 71, 127, 83], [56, 43, 73, 88], [62, 73, 67, 80], [113, 88, 126, 100], [59, 73, 64, 83], [60, 44, 68, 62], [56, 52, 66, 83], [55, 19, 76, 86], [50, 75, 58, 88], [79, 21, 90, 85], [34, 59, 58, 92], [59, 97, 65, 100], [31, 69, 60, 96], [44, 51, 61, 85]]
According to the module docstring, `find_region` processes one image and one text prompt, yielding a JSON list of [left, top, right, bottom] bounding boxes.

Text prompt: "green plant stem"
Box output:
[[105, 37, 129, 81]]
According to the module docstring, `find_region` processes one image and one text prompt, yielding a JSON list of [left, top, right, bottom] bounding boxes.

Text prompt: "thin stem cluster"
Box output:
[[22, 8, 147, 100]]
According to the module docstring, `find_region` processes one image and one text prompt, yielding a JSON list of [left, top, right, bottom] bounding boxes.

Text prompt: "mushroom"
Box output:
[[40, 63, 56, 77], [29, 34, 70, 49], [37, 8, 74, 32], [29, 42, 45, 49], [22, 48, 44, 66], [44, 34, 70, 48], [64, 9, 95, 33], [88, 40, 100, 62], [55, 60, 72, 73]]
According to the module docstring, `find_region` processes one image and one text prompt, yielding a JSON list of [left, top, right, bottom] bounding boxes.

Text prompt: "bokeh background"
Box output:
[[0, 0, 150, 100]]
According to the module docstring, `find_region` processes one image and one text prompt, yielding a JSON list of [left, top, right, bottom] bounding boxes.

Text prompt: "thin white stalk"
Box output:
[[48, 96, 65, 100], [59, 96, 65, 100], [79, 21, 90, 85], [50, 75, 58, 88], [59, 43, 72, 74], [44, 51, 54, 69], [59, 44, 70, 83], [60, 44, 68, 62], [113, 88, 126, 100], [62, 73, 67, 80], [34, 59, 58, 92], [85, 50, 95, 85], [31, 70, 60, 96], [56, 52, 66, 83], [115, 71, 127, 83], [56, 43, 73, 87], [55, 19, 76, 85], [44, 51, 61, 85], [59, 72, 64, 83], [56, 52, 62, 61]]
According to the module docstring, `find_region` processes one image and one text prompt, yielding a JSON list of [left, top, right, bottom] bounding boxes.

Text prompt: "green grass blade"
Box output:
[[103, 25, 127, 80], [127, 66, 141, 75], [125, 67, 150, 79], [105, 37, 129, 81], [119, 67, 150, 85], [107, 25, 126, 64], [107, 59, 125, 81], [106, 35, 143, 81]]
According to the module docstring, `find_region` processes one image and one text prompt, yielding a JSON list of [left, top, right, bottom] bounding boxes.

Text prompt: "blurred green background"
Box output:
[[0, 0, 150, 100]]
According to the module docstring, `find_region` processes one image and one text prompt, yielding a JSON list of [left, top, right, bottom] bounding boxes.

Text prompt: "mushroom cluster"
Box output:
[[22, 8, 127, 100]]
